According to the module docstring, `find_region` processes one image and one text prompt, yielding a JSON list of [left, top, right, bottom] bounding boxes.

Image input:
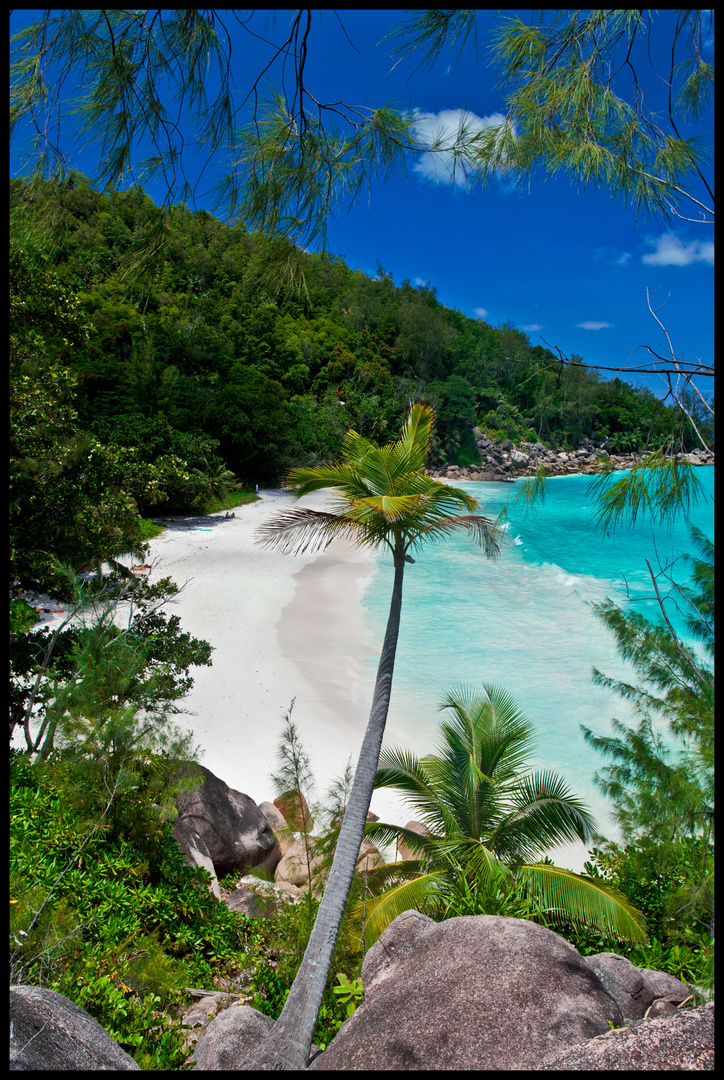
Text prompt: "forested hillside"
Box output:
[[10, 173, 702, 593]]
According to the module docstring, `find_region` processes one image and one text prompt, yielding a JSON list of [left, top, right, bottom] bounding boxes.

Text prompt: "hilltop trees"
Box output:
[[11, 174, 696, 500]]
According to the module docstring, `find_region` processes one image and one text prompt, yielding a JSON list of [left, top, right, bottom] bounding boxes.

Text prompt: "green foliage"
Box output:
[[588, 450, 705, 537], [241, 886, 364, 1048], [9, 173, 695, 544], [10, 597, 38, 636], [362, 683, 647, 949], [331, 972, 364, 1017], [391, 10, 713, 225], [9, 755, 252, 1068], [11, 572, 212, 763], [550, 838, 714, 991], [137, 518, 165, 542]]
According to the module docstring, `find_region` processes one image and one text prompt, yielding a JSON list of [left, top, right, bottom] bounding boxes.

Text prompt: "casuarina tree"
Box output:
[[246, 402, 501, 1068]]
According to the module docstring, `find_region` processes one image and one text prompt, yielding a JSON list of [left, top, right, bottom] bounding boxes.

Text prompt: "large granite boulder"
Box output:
[[191, 1004, 274, 1069], [258, 800, 295, 859], [639, 966, 692, 1005], [274, 837, 325, 888], [309, 911, 622, 1070], [584, 952, 654, 1021], [172, 817, 221, 899], [175, 765, 280, 878], [541, 1002, 714, 1070], [10, 985, 141, 1070], [273, 789, 312, 832]]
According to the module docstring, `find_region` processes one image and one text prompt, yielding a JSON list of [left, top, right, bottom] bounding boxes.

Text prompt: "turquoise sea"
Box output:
[[360, 466, 714, 868]]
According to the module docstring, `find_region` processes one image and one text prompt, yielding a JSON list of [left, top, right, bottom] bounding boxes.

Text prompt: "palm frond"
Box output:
[[517, 863, 648, 943], [437, 683, 537, 783], [363, 820, 434, 859], [397, 401, 435, 473], [411, 513, 502, 558], [285, 461, 374, 500], [374, 746, 457, 835], [352, 871, 446, 949], [254, 508, 370, 555], [491, 771, 600, 862]]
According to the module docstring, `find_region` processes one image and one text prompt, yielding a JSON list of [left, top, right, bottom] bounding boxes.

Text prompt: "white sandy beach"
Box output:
[[137, 489, 415, 833], [14, 488, 419, 836]]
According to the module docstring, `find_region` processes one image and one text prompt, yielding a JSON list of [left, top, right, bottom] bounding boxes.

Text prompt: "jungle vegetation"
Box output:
[[10, 172, 709, 593]]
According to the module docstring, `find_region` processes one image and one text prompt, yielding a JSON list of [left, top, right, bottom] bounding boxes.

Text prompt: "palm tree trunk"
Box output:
[[241, 554, 407, 1070]]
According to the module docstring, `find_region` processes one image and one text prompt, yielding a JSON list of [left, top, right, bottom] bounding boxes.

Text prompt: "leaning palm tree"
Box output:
[[358, 683, 648, 948], [242, 402, 502, 1069]]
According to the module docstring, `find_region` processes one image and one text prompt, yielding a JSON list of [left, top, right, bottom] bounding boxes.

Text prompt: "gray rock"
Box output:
[[258, 800, 288, 832], [225, 886, 276, 920], [639, 966, 692, 1005], [175, 765, 280, 878], [645, 999, 680, 1019], [397, 820, 429, 861], [584, 952, 654, 1021], [191, 1004, 274, 1069], [172, 818, 221, 899], [9, 985, 141, 1070], [540, 1002, 714, 1070], [309, 912, 622, 1071]]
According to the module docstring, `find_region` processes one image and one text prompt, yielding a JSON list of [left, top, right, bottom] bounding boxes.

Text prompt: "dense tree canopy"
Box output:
[[10, 170, 710, 594]]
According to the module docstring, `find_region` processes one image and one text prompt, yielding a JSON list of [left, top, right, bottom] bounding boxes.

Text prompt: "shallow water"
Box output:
[[360, 467, 714, 868]]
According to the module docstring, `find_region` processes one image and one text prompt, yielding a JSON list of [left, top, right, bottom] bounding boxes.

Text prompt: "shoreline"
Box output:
[[142, 490, 384, 813], [13, 490, 427, 837]]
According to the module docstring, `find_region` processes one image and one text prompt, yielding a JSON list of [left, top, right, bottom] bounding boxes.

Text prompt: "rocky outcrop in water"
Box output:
[[429, 432, 714, 483]]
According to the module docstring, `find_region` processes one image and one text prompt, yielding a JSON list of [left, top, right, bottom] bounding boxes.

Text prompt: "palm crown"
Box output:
[[361, 684, 648, 948], [256, 402, 500, 563]]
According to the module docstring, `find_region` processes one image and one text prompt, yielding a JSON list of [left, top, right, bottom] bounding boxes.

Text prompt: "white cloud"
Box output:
[[521, 323, 543, 332], [593, 246, 632, 266], [473, 307, 489, 320], [577, 321, 613, 331], [412, 108, 511, 186], [642, 232, 714, 266]]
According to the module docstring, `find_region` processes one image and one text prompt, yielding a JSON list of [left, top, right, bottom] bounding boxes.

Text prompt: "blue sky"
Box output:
[[10, 9, 714, 401]]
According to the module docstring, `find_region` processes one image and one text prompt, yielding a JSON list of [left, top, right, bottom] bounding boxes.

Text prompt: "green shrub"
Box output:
[[10, 597, 38, 635], [10, 756, 254, 1068], [537, 840, 714, 990]]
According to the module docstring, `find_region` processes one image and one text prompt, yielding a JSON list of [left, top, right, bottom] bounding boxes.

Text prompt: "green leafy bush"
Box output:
[[540, 840, 714, 990], [9, 755, 254, 1068]]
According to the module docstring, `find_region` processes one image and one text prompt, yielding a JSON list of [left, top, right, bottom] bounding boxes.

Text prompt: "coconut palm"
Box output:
[[359, 683, 648, 949], [191, 455, 238, 503], [243, 402, 502, 1069]]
